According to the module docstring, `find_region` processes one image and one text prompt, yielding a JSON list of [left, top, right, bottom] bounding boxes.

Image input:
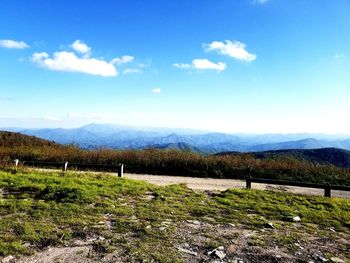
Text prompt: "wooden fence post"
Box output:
[[14, 159, 19, 169], [63, 161, 69, 172], [118, 164, 124, 177], [324, 183, 331, 197], [246, 175, 251, 189]]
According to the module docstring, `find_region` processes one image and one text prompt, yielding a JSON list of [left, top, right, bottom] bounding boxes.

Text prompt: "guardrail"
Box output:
[[13, 159, 124, 177], [10, 159, 350, 197], [245, 176, 350, 197]]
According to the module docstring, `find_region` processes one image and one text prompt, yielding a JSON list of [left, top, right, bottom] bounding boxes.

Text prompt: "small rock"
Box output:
[[265, 222, 275, 229], [145, 225, 151, 229], [159, 227, 167, 231], [275, 255, 282, 259], [293, 216, 301, 222], [207, 246, 224, 255], [313, 252, 328, 262], [217, 246, 224, 251], [214, 250, 226, 260], [233, 258, 244, 263], [22, 242, 31, 248], [2, 255, 15, 263], [294, 243, 304, 250], [228, 223, 236, 227], [330, 257, 345, 263], [186, 220, 201, 225], [182, 243, 190, 248], [329, 227, 336, 233], [177, 247, 197, 256]]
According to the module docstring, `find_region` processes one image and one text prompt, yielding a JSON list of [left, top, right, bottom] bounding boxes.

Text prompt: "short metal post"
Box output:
[[63, 161, 68, 172], [246, 175, 251, 189], [324, 183, 331, 197], [118, 164, 124, 177]]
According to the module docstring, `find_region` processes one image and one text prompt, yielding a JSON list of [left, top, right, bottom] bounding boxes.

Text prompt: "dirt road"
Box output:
[[124, 173, 350, 198]]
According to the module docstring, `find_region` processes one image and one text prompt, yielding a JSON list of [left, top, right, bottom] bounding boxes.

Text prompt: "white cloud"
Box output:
[[173, 59, 226, 71], [192, 58, 226, 71], [0, 39, 29, 49], [152, 88, 161, 93], [110, 55, 134, 65], [123, 68, 141, 74], [71, 40, 91, 55], [173, 63, 191, 69], [205, 40, 256, 62], [32, 51, 117, 77]]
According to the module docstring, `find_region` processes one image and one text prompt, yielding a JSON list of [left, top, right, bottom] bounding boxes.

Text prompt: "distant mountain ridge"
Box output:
[[2, 123, 350, 154]]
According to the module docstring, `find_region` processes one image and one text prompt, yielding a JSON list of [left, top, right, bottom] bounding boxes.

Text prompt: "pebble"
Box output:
[[313, 252, 328, 262], [294, 243, 304, 250], [265, 222, 275, 229], [186, 220, 201, 225], [293, 216, 301, 222], [329, 227, 336, 233], [214, 250, 226, 260], [330, 257, 345, 263], [2, 256, 15, 263]]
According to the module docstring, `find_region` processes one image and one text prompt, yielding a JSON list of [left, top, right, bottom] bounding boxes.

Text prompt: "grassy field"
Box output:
[[0, 169, 349, 262]]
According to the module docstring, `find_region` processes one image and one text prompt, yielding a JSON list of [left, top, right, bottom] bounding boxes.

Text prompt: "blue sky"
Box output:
[[1, 0, 350, 133]]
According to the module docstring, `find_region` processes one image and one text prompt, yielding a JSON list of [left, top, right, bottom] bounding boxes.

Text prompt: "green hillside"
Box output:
[[0, 131, 59, 148]]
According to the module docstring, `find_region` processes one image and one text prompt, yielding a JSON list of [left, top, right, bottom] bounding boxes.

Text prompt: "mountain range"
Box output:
[[2, 123, 350, 154]]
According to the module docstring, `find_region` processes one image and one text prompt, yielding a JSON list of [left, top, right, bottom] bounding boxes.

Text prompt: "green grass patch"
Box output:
[[0, 169, 349, 261]]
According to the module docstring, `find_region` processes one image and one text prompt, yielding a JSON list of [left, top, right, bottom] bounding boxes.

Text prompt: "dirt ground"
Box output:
[[124, 173, 350, 199]]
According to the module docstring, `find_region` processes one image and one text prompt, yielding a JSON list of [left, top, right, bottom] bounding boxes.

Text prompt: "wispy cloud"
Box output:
[[152, 88, 161, 93], [204, 40, 256, 62], [252, 0, 270, 4], [173, 63, 191, 69], [123, 68, 141, 74], [0, 39, 29, 49], [67, 112, 118, 120], [111, 55, 134, 65], [42, 115, 61, 121], [174, 59, 226, 71]]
